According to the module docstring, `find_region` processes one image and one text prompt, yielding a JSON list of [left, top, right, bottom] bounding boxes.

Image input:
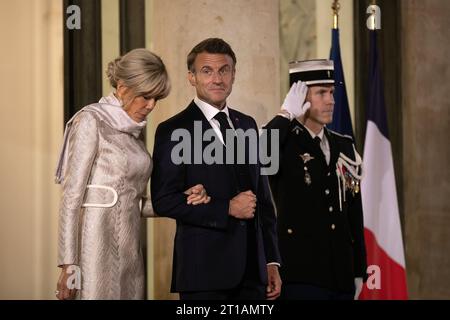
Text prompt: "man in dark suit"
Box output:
[[151, 38, 282, 300], [264, 59, 367, 300]]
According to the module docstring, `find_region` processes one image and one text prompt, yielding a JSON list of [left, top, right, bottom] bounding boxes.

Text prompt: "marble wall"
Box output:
[[280, 0, 317, 98], [402, 0, 450, 299], [0, 0, 63, 299]]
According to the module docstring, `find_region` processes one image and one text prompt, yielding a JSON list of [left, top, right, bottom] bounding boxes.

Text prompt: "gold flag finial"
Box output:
[[332, 0, 340, 29]]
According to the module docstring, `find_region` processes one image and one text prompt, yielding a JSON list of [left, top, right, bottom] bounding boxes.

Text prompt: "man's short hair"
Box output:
[[187, 38, 237, 72]]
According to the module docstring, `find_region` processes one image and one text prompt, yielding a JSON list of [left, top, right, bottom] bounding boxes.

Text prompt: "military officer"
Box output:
[[264, 59, 367, 300]]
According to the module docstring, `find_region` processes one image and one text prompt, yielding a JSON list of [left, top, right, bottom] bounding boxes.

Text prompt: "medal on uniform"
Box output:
[[300, 153, 314, 186], [354, 180, 360, 194], [346, 172, 360, 196], [335, 150, 363, 211]]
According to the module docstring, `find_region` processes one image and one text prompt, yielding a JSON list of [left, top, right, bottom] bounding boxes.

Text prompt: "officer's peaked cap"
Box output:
[[289, 59, 334, 86]]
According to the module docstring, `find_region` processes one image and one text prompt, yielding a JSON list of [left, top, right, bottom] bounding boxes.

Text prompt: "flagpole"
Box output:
[[332, 0, 340, 30]]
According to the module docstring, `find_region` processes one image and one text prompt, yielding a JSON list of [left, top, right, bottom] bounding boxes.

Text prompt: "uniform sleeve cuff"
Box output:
[[267, 262, 281, 267]]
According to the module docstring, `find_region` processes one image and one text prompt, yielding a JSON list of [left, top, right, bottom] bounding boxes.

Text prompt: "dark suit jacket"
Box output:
[[264, 116, 367, 293], [151, 101, 281, 293]]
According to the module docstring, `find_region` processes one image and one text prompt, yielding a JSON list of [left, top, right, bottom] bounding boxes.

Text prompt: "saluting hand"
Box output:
[[281, 81, 311, 121]]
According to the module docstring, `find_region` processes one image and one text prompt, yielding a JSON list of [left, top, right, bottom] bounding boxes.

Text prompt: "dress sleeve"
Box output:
[[57, 112, 99, 267]]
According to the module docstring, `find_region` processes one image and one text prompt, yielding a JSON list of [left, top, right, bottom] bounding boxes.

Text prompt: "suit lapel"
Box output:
[[228, 109, 258, 191], [228, 109, 243, 131], [186, 101, 213, 130]]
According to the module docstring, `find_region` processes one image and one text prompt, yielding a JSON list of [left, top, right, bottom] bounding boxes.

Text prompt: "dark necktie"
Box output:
[[213, 111, 233, 144], [214, 111, 252, 192], [314, 135, 330, 165], [314, 136, 323, 153], [313, 136, 322, 147], [314, 136, 324, 157]]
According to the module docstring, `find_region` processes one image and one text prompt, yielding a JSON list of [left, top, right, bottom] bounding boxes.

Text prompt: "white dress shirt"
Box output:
[[194, 96, 234, 145]]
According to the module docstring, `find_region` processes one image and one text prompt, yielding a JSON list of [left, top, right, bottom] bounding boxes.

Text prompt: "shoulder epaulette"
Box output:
[[328, 129, 354, 141]]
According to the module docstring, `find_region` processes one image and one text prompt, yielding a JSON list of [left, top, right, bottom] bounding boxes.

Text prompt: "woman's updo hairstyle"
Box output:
[[106, 48, 170, 101]]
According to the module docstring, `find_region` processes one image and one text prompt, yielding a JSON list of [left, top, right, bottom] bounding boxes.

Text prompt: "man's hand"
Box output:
[[56, 265, 78, 300], [228, 190, 256, 219], [184, 184, 211, 205], [266, 265, 282, 300], [281, 81, 311, 121]]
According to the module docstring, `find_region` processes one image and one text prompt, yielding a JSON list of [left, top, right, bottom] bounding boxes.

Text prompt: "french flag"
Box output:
[[328, 28, 354, 138], [359, 30, 408, 299]]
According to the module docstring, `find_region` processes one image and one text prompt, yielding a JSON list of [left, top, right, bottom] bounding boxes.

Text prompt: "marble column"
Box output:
[[279, 0, 316, 100], [402, 0, 450, 299]]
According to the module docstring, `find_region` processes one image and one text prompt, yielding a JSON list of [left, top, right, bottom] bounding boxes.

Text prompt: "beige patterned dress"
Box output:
[[56, 94, 154, 299]]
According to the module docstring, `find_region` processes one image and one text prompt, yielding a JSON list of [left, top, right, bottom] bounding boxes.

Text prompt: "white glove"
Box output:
[[281, 81, 311, 121], [354, 277, 363, 300]]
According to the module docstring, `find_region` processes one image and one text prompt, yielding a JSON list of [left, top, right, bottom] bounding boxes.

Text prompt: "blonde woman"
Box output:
[[55, 49, 210, 300]]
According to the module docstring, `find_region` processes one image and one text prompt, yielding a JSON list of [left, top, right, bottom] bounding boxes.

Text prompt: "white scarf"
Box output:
[[55, 93, 146, 184]]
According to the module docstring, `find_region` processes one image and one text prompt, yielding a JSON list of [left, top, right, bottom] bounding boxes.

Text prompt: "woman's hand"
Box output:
[[56, 265, 79, 300], [184, 184, 211, 205]]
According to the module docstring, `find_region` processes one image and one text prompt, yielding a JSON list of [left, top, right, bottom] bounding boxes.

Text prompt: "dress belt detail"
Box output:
[[81, 184, 119, 208]]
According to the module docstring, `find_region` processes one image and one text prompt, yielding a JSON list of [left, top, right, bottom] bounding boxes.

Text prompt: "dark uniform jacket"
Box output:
[[264, 116, 367, 293]]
